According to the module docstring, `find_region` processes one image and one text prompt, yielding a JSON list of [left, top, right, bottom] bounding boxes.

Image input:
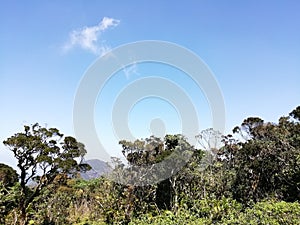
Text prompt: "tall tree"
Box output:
[[221, 106, 300, 203], [196, 128, 223, 170], [3, 123, 90, 225], [119, 134, 198, 211]]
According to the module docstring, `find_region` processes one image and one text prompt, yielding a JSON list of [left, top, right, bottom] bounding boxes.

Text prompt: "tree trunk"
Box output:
[[19, 206, 27, 225]]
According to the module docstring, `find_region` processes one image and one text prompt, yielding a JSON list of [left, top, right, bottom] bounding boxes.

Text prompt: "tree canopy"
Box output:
[[2, 123, 91, 225], [0, 106, 300, 224], [0, 163, 18, 188]]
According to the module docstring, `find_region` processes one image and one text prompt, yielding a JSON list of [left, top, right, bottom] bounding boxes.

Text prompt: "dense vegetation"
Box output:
[[1, 106, 300, 224]]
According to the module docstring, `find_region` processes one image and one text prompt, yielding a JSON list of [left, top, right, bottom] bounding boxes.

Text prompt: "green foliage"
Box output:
[[221, 109, 300, 203], [238, 200, 300, 225], [1, 106, 300, 224], [129, 210, 210, 225], [2, 123, 90, 225], [0, 182, 21, 224], [187, 197, 242, 222], [118, 134, 199, 211], [0, 163, 18, 187], [130, 199, 300, 225], [0, 164, 19, 223]]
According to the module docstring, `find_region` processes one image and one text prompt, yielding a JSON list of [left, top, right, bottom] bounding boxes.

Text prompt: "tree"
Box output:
[[119, 134, 198, 212], [196, 128, 223, 171], [2, 123, 91, 225], [221, 106, 300, 203], [0, 163, 18, 188], [0, 163, 19, 224]]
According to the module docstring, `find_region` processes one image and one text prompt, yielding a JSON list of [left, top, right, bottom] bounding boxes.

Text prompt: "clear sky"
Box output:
[[1, 0, 300, 167]]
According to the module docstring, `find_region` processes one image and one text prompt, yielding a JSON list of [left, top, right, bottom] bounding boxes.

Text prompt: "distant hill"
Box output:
[[80, 159, 110, 180]]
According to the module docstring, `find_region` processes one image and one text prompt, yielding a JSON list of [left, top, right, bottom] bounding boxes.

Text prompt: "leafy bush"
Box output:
[[234, 200, 300, 225], [129, 209, 211, 225], [130, 199, 300, 225]]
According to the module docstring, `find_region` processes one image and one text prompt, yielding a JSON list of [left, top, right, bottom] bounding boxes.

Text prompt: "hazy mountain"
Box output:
[[80, 159, 110, 180]]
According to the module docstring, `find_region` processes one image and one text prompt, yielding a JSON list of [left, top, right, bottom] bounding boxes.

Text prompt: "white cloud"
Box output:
[[99, 17, 120, 30], [63, 17, 120, 55], [123, 62, 139, 79]]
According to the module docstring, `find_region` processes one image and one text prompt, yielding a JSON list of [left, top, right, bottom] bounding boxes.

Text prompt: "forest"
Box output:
[[0, 106, 300, 225]]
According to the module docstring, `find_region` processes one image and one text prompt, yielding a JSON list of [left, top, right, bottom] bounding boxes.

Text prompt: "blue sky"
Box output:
[[1, 0, 300, 167]]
